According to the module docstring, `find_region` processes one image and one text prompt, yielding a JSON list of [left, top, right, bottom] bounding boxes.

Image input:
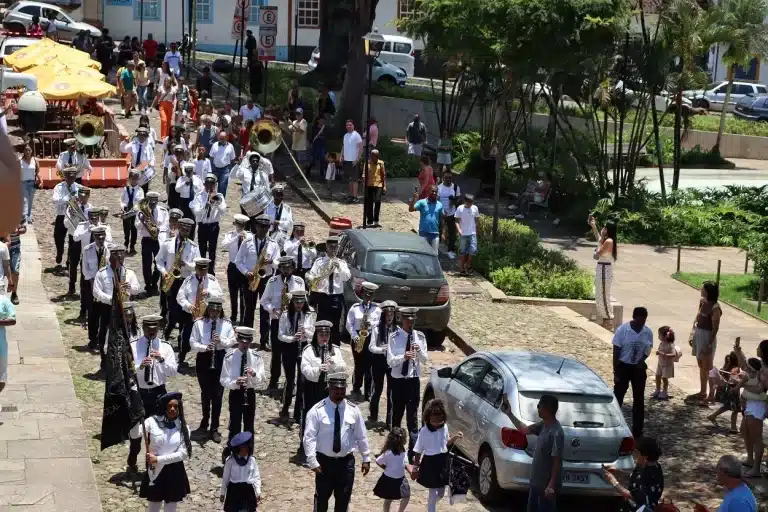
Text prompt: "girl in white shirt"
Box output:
[[220, 431, 261, 511], [19, 145, 39, 223], [374, 427, 412, 512]]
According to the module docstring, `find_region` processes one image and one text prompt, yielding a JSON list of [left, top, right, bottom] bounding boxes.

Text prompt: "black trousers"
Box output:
[[127, 384, 167, 466], [196, 350, 226, 431], [301, 380, 327, 448], [79, 273, 92, 317], [280, 341, 300, 415], [369, 354, 391, 422], [391, 377, 420, 459], [168, 183, 181, 210], [228, 388, 256, 444], [180, 199, 196, 240], [122, 217, 137, 249], [178, 310, 193, 364], [141, 236, 160, 292], [317, 293, 344, 346], [242, 277, 269, 347], [227, 262, 245, 323], [84, 280, 100, 345], [268, 320, 282, 388], [54, 215, 67, 263], [314, 453, 355, 512], [443, 214, 457, 252], [364, 186, 383, 225], [164, 279, 184, 337], [614, 361, 648, 437], [197, 222, 220, 275], [352, 335, 372, 396], [67, 237, 81, 291], [93, 302, 112, 363]]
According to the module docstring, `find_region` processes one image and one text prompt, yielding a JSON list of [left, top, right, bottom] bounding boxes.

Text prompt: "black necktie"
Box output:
[[188, 176, 193, 198], [205, 193, 212, 219], [250, 167, 257, 191], [237, 233, 243, 250], [333, 404, 341, 453], [68, 152, 73, 165], [401, 331, 413, 377], [328, 261, 334, 295], [126, 186, 135, 210], [297, 243, 303, 270], [134, 144, 142, 167], [97, 248, 103, 265]]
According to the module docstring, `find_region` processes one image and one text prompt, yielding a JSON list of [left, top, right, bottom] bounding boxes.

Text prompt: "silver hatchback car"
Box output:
[[423, 351, 635, 502]]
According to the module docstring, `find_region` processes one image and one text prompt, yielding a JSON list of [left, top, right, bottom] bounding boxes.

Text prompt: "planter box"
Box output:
[[493, 295, 623, 330]]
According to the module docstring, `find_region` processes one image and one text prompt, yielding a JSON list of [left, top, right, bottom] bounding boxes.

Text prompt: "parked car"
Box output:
[[334, 57, 407, 88], [423, 351, 635, 502], [684, 81, 768, 112], [337, 230, 450, 346], [613, 80, 691, 112], [733, 94, 768, 121], [0, 35, 38, 64], [2, 69, 36, 90], [2, 1, 101, 41], [308, 35, 416, 78]]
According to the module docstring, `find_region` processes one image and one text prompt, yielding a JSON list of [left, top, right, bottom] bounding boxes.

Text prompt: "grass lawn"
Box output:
[[673, 272, 768, 322]]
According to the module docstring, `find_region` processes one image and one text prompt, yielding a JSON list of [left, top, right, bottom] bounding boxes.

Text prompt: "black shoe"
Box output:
[[55, 255, 62, 265], [10, 292, 18, 305], [126, 464, 139, 475], [210, 430, 222, 443], [198, 419, 209, 431], [279, 409, 290, 420], [67, 287, 76, 297]]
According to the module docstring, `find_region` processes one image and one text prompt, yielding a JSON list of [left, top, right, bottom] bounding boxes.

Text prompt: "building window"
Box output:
[[134, 0, 161, 21], [248, 0, 268, 25], [297, 0, 320, 28], [398, 0, 415, 18], [196, 0, 213, 23]]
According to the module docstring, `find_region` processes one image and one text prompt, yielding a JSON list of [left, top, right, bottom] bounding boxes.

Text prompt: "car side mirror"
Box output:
[[437, 367, 453, 379]]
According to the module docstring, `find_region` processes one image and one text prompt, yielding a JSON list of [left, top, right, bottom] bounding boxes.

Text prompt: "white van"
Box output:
[[308, 34, 416, 78]]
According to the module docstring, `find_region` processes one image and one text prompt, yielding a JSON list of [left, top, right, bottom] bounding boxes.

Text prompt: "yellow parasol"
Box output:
[[3, 38, 55, 67], [37, 74, 116, 100], [8, 41, 99, 71], [26, 61, 104, 81]]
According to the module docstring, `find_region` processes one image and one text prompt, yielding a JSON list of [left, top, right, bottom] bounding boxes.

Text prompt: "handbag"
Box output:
[[445, 448, 473, 505]]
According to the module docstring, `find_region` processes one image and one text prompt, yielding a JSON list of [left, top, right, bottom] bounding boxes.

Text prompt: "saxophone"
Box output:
[[162, 238, 187, 293], [356, 304, 371, 354], [191, 277, 205, 319], [99, 245, 107, 268], [247, 241, 270, 292], [137, 198, 159, 240], [308, 258, 339, 292]]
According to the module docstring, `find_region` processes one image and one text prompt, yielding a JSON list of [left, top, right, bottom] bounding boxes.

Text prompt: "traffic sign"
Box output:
[[231, 15, 244, 40], [258, 26, 276, 61], [259, 6, 277, 28]]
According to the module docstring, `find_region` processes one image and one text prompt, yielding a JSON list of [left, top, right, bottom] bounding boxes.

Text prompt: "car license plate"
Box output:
[[562, 472, 589, 484]]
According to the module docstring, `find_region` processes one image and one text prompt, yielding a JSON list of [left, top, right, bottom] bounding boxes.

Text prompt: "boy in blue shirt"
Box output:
[[408, 185, 442, 254]]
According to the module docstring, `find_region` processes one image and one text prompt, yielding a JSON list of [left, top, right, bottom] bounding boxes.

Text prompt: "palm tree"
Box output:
[[710, 0, 768, 154]]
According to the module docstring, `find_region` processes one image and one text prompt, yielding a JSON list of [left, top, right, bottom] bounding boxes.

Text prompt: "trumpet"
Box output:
[[208, 193, 223, 205], [300, 237, 316, 249]]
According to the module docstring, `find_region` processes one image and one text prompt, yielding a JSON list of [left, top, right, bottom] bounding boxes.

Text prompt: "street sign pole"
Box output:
[[238, 15, 245, 109], [258, 6, 278, 106]]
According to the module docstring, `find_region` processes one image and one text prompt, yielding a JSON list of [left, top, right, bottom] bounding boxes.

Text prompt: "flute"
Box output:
[[144, 338, 154, 386], [209, 318, 217, 371]]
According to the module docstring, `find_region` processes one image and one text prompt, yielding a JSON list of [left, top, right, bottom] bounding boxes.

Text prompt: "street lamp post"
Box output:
[[361, 31, 384, 229]]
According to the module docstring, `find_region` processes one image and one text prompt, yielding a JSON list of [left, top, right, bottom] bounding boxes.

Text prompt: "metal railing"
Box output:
[[31, 129, 117, 159]]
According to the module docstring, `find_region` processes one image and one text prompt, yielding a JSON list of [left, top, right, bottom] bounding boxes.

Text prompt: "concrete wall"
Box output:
[[497, 296, 624, 331]]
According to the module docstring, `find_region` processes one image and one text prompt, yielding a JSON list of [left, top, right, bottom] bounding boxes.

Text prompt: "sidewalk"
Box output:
[[0, 226, 101, 511]]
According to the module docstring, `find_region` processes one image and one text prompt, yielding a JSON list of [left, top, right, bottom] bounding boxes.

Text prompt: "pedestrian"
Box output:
[[602, 436, 664, 512], [409, 185, 443, 254], [289, 108, 309, 166], [0, 285, 16, 410], [405, 114, 427, 156], [220, 431, 262, 511], [303, 372, 372, 512], [44, 14, 57, 40], [164, 41, 183, 77], [325, 152, 338, 193], [152, 76, 177, 139], [411, 398, 463, 512], [347, 281, 380, 401], [613, 306, 653, 437], [691, 281, 722, 402], [589, 215, 618, 330], [239, 97, 262, 123], [363, 117, 378, 150], [6, 218, 25, 305], [135, 62, 150, 114], [652, 326, 679, 400], [196, 66, 213, 99], [437, 170, 460, 260], [317, 85, 336, 119], [245, 30, 257, 62], [143, 33, 158, 66], [417, 155, 435, 200], [189, 89, 199, 126], [209, 131, 237, 197], [118, 36, 132, 66], [96, 29, 114, 77], [373, 427, 412, 512], [194, 115, 215, 157], [249, 59, 263, 97], [364, 149, 386, 228], [342, 120, 363, 203], [120, 62, 136, 117], [369, 300, 397, 427], [739, 343, 768, 478], [308, 115, 327, 175], [706, 349, 743, 432], [436, 130, 452, 169], [692, 455, 757, 512], [19, 144, 39, 224]]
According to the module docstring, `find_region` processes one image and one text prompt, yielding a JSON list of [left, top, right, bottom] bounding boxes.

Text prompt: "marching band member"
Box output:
[[139, 391, 192, 511], [220, 431, 262, 512], [120, 169, 144, 254], [277, 289, 315, 420], [158, 208, 183, 318], [56, 138, 91, 182], [239, 148, 274, 187], [262, 256, 306, 394], [74, 209, 107, 322], [190, 296, 235, 443], [387, 307, 428, 457], [137, 191, 170, 296], [191, 173, 227, 275], [283, 222, 316, 281], [235, 214, 280, 351], [156, 218, 201, 341], [97, 206, 111, 227], [82, 225, 110, 351], [92, 246, 141, 366], [303, 373, 371, 511], [52, 167, 81, 266], [235, 152, 271, 224], [306, 236, 351, 347], [369, 300, 398, 427], [346, 282, 380, 402], [120, 127, 156, 193], [265, 185, 293, 250], [127, 314, 177, 473], [64, 187, 92, 296], [175, 162, 204, 240], [222, 214, 251, 325], [164, 142, 187, 210], [176, 257, 223, 366], [298, 320, 346, 463], [220, 327, 266, 448]]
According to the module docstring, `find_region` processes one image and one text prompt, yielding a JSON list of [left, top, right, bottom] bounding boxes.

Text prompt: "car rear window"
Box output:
[[518, 392, 623, 428], [365, 251, 442, 279], [3, 44, 28, 55], [392, 42, 412, 54], [758, 86, 767, 94]]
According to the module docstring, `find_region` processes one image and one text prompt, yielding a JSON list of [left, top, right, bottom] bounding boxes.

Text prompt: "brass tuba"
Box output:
[[250, 119, 282, 154], [74, 114, 105, 147], [137, 198, 159, 240]]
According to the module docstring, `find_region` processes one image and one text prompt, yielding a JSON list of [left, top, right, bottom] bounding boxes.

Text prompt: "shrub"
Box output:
[[377, 138, 417, 178], [475, 217, 542, 274], [490, 262, 593, 299]]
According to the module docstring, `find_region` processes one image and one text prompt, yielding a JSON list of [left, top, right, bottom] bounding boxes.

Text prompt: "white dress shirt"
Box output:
[[143, 416, 190, 484], [120, 185, 145, 212], [413, 424, 450, 456], [220, 348, 266, 390], [119, 139, 156, 185], [156, 237, 201, 279], [370, 322, 397, 355], [190, 317, 236, 353], [64, 202, 92, 235], [301, 343, 347, 383], [191, 191, 228, 224], [612, 322, 654, 365], [346, 302, 381, 341], [239, 104, 261, 122], [92, 266, 141, 305], [135, 204, 170, 239], [261, 274, 306, 319], [303, 399, 371, 470], [306, 257, 352, 295], [387, 327, 428, 379], [55, 150, 91, 178], [235, 236, 280, 278], [193, 158, 211, 181], [265, 200, 293, 235], [277, 309, 316, 343], [52, 181, 81, 216], [74, 221, 113, 250], [239, 151, 274, 177], [209, 141, 237, 169], [177, 274, 224, 314], [283, 238, 317, 271], [175, 175, 204, 200], [234, 158, 273, 196], [221, 456, 261, 498], [131, 336, 178, 389], [222, 230, 252, 264], [82, 242, 110, 281]]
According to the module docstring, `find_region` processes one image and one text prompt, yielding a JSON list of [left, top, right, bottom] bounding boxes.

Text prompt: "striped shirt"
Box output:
[[9, 221, 24, 251]]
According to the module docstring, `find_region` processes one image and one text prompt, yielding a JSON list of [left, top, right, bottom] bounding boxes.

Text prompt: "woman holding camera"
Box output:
[[589, 215, 618, 330]]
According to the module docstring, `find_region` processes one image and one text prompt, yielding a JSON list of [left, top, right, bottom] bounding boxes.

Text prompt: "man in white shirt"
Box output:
[[136, 191, 169, 296], [612, 306, 653, 437], [305, 236, 351, 347], [283, 222, 316, 281], [239, 98, 262, 123], [176, 257, 223, 366], [209, 131, 237, 197], [74, 209, 108, 322], [288, 108, 308, 165], [455, 193, 480, 276], [119, 127, 155, 193], [235, 153, 273, 221], [120, 170, 144, 254], [82, 225, 109, 351], [303, 373, 371, 511], [265, 185, 293, 250], [175, 163, 205, 240], [387, 306, 428, 456], [346, 282, 380, 403], [65, 187, 92, 296], [222, 214, 251, 325], [369, 300, 397, 426], [163, 41, 183, 76], [55, 138, 92, 183], [437, 170, 461, 260], [341, 120, 363, 203], [52, 168, 80, 266], [191, 174, 228, 275]]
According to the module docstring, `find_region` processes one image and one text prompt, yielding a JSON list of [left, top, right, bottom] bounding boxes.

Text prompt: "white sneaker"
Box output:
[[515, 214, 525, 220], [447, 251, 456, 259]]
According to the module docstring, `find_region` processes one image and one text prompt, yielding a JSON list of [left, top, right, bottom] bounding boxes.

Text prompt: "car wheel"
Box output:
[[425, 329, 446, 348], [7, 22, 25, 33], [478, 448, 503, 503], [693, 98, 709, 110], [377, 75, 397, 86]]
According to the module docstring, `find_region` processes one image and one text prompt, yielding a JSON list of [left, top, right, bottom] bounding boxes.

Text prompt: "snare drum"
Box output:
[[240, 184, 272, 217]]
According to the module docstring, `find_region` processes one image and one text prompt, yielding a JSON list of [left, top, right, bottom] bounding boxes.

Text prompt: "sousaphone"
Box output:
[[74, 114, 105, 147], [250, 118, 281, 154]]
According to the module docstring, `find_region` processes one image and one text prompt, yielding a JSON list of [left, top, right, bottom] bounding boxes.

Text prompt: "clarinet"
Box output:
[[319, 344, 327, 381], [208, 318, 217, 370], [240, 351, 249, 407], [144, 338, 154, 386]]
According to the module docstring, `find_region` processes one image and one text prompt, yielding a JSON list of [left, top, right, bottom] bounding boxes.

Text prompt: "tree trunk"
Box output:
[[650, 99, 667, 203], [713, 75, 733, 155], [673, 89, 682, 192]]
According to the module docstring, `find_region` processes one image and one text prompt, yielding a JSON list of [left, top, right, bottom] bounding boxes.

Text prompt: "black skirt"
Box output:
[[373, 474, 410, 500], [417, 453, 449, 489], [139, 461, 191, 503], [224, 482, 258, 511]]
